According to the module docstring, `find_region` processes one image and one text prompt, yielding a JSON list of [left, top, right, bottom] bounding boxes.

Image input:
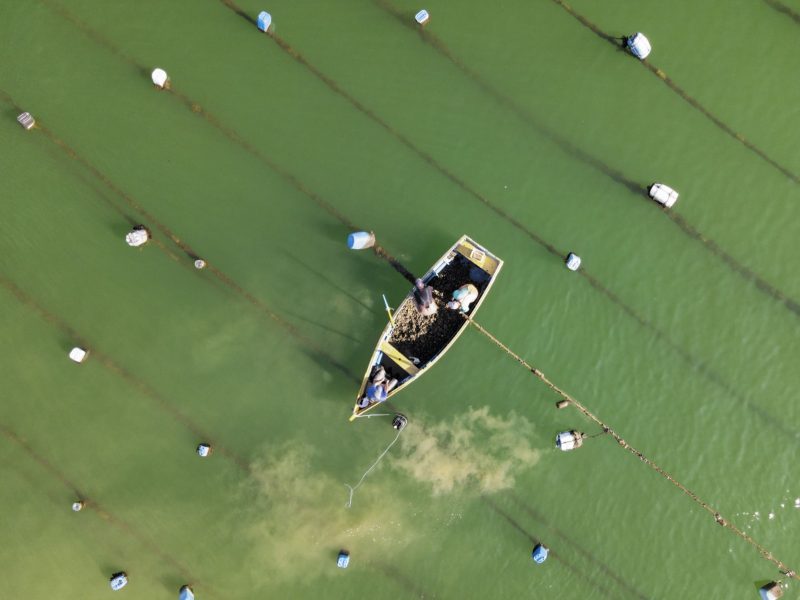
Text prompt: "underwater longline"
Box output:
[[458, 310, 799, 582]]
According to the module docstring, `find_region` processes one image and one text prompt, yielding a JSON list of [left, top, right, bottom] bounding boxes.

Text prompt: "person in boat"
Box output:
[[358, 366, 398, 407], [412, 278, 437, 316], [447, 283, 479, 313]]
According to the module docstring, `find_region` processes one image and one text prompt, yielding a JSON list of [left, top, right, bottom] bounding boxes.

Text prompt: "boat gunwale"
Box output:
[[350, 235, 503, 421]]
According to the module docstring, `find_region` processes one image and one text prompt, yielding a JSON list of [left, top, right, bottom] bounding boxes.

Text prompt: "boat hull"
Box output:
[[350, 235, 503, 420]]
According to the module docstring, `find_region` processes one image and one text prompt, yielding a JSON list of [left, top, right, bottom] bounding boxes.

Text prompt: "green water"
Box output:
[[1, 0, 799, 598]]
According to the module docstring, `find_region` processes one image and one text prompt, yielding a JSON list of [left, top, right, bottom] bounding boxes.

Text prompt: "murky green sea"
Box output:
[[2, 0, 800, 598]]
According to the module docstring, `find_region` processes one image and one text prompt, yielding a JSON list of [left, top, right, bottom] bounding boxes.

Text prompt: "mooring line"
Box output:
[[166, 86, 415, 287], [36, 0, 396, 293], [0, 424, 214, 594], [483, 496, 621, 600], [549, 0, 800, 186], [373, 0, 800, 321], [372, 0, 640, 197], [0, 275, 252, 474], [509, 492, 650, 600], [763, 0, 800, 25], [0, 86, 359, 383], [369, 561, 432, 599], [667, 211, 800, 315], [344, 428, 402, 508], [284, 252, 373, 312], [28, 0, 367, 371], [460, 311, 799, 581]]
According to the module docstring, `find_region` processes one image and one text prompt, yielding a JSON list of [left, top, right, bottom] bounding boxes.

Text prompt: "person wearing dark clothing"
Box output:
[[413, 278, 437, 316]]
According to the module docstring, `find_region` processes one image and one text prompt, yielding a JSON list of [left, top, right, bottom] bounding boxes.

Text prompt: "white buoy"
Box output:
[[257, 11, 273, 33], [565, 253, 581, 271], [347, 231, 376, 250], [72, 500, 85, 512], [648, 183, 679, 208], [109, 573, 128, 591], [17, 112, 35, 130], [626, 33, 651, 60], [194, 259, 207, 270], [69, 347, 88, 363], [415, 9, 430, 26], [759, 582, 784, 600], [125, 226, 150, 247], [555, 430, 584, 451], [151, 68, 169, 89], [196, 443, 212, 457]]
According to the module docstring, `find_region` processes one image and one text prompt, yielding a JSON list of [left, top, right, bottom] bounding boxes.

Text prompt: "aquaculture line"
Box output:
[[460, 312, 798, 581]]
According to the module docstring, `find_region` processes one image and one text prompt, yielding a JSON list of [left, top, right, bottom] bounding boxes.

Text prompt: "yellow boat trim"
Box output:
[[455, 239, 500, 276], [379, 341, 420, 376]]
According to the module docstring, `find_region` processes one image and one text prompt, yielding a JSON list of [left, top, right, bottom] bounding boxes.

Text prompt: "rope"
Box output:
[[372, 245, 417, 285], [352, 413, 392, 420], [460, 312, 799, 580], [345, 429, 402, 508]]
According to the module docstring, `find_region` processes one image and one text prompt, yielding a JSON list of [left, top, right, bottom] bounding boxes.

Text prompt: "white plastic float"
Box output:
[[759, 582, 783, 600], [626, 33, 651, 60], [556, 430, 584, 451], [196, 443, 212, 457], [125, 226, 150, 247], [17, 112, 35, 130], [565, 252, 581, 271], [69, 347, 88, 363], [151, 68, 169, 89], [648, 183, 679, 208]]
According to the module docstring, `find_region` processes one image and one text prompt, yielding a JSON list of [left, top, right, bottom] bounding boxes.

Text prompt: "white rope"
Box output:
[[352, 412, 392, 419], [345, 429, 402, 508]]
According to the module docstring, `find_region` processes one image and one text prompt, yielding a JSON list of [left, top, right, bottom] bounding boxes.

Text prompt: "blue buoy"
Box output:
[[337, 550, 350, 568], [531, 544, 549, 564], [179, 585, 195, 600], [256, 11, 273, 33]]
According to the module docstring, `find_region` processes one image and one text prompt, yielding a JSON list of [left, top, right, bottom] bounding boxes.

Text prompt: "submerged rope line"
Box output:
[[345, 429, 402, 508], [763, 0, 800, 25], [370, 1, 800, 323], [460, 312, 799, 580], [549, 0, 800, 186], [0, 426, 217, 594]]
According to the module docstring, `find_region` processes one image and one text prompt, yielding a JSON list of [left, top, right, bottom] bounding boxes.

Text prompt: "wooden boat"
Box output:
[[350, 235, 503, 420]]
